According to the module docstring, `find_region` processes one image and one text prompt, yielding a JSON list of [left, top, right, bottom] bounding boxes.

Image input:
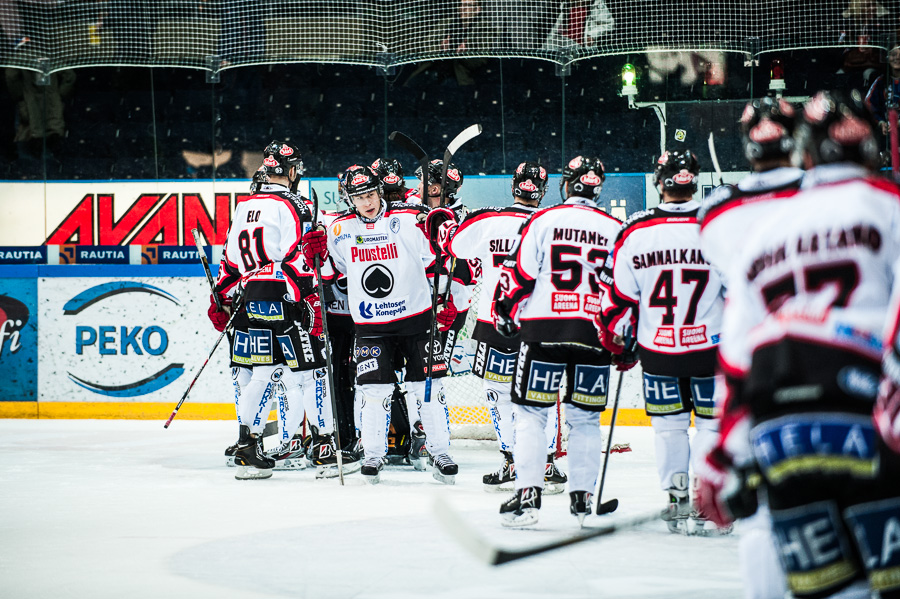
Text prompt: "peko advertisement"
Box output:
[[38, 276, 233, 404]]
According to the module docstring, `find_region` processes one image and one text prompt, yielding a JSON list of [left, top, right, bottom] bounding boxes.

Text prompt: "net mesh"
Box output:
[[1, 1, 896, 74]]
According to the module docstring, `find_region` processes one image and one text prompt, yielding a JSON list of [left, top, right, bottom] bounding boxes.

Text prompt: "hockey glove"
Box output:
[[493, 298, 519, 338], [302, 293, 324, 338], [595, 314, 623, 355], [875, 371, 900, 454], [435, 294, 458, 332], [301, 227, 329, 271], [612, 338, 639, 372], [424, 207, 458, 254], [693, 447, 761, 529], [207, 294, 231, 332]]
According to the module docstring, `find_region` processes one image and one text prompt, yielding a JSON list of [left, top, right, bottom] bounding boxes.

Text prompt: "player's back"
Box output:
[[514, 201, 620, 346], [224, 188, 307, 274]]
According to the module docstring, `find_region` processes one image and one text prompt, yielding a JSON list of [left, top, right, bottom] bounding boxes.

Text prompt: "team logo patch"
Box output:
[[390, 217, 400, 233], [516, 163, 525, 174], [351, 174, 370, 186], [279, 144, 294, 156], [680, 325, 707, 346], [518, 180, 537, 192], [672, 170, 695, 185], [384, 174, 400, 184], [580, 172, 601, 186], [804, 94, 832, 123], [568, 156, 583, 169], [539, 166, 547, 179], [263, 156, 278, 167], [643, 373, 684, 415], [371, 346, 381, 357], [333, 223, 342, 235], [654, 327, 676, 347], [551, 292, 579, 312], [830, 116, 870, 144], [572, 364, 610, 406], [447, 168, 461, 182], [362, 264, 394, 298], [525, 360, 566, 404]]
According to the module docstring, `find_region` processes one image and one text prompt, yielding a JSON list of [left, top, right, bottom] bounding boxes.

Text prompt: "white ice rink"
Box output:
[[0, 420, 743, 598]]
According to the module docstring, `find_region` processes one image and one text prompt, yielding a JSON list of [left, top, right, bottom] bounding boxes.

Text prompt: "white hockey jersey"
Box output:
[[215, 183, 313, 301], [497, 197, 620, 347], [698, 166, 803, 285], [719, 164, 900, 417], [601, 199, 725, 377], [446, 204, 536, 346], [319, 209, 350, 317], [326, 201, 436, 336]]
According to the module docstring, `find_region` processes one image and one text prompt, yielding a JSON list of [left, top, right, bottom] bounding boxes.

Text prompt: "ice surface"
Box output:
[[0, 421, 742, 598]]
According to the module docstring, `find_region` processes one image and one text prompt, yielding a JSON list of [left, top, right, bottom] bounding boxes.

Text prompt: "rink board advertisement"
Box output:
[[0, 176, 653, 246], [0, 278, 38, 401], [38, 275, 233, 406]]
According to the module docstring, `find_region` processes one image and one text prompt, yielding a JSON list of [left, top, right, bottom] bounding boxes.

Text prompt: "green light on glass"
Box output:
[[622, 64, 636, 87]]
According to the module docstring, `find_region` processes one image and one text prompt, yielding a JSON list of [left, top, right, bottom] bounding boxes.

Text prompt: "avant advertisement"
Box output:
[[0, 278, 38, 400], [38, 277, 232, 403]]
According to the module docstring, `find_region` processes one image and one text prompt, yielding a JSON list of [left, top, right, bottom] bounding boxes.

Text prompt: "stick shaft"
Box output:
[[192, 228, 222, 311]]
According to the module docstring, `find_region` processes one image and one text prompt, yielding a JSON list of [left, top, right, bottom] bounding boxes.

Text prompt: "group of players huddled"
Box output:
[[206, 88, 900, 599]]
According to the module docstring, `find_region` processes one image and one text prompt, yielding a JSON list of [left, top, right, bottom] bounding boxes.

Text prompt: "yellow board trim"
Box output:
[[0, 402, 655, 426]]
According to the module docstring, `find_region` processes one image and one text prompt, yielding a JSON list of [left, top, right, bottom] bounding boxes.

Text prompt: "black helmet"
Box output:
[[794, 90, 880, 169], [415, 158, 463, 196], [249, 166, 268, 194], [340, 164, 382, 198], [741, 97, 797, 163], [371, 158, 405, 193], [512, 161, 549, 202], [561, 155, 605, 200], [654, 150, 700, 193], [261, 141, 304, 178]]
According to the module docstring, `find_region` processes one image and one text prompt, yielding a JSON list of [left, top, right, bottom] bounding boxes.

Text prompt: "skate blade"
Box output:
[[315, 461, 362, 479], [234, 465, 273, 480], [666, 517, 690, 535], [225, 456, 236, 467], [410, 456, 427, 472], [542, 481, 566, 495], [362, 472, 381, 485], [432, 471, 456, 485], [273, 458, 308, 471], [482, 482, 515, 493], [689, 519, 733, 537], [500, 509, 539, 528], [575, 513, 586, 527]]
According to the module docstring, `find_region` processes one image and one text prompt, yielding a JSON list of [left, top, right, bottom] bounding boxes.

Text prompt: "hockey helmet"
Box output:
[[561, 155, 605, 200], [512, 161, 549, 202], [261, 141, 304, 179], [654, 150, 700, 194], [371, 158, 405, 193], [340, 164, 383, 198], [741, 97, 797, 163], [794, 90, 880, 169], [249, 166, 268, 194], [415, 158, 464, 196]]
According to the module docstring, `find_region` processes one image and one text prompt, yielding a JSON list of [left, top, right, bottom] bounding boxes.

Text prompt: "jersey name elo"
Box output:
[[351, 243, 399, 262]]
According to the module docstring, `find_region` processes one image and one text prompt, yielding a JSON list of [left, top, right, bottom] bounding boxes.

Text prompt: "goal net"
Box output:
[[2, 1, 893, 74]]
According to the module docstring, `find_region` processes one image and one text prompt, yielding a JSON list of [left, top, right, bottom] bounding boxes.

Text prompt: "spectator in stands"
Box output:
[[837, 0, 891, 88], [865, 44, 900, 136], [541, 0, 614, 52], [4, 67, 75, 158]]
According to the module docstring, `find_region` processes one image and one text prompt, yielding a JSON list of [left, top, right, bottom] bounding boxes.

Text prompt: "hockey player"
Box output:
[[213, 141, 355, 480], [302, 164, 459, 484], [491, 156, 620, 526], [371, 157, 415, 203], [696, 97, 802, 597], [597, 149, 725, 534], [427, 161, 568, 492], [696, 90, 900, 599]]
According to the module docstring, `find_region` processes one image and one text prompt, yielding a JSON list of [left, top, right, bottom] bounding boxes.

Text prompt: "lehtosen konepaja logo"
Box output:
[[63, 282, 184, 397]]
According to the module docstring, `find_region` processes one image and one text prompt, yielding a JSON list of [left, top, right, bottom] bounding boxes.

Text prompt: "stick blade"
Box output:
[[447, 124, 482, 156], [597, 498, 619, 515], [389, 130, 427, 162]]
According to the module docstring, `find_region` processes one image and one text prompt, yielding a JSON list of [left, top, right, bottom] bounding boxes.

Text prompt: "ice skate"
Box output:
[[500, 487, 542, 528], [266, 434, 308, 470], [360, 457, 385, 484], [543, 454, 567, 495], [482, 450, 515, 492], [431, 453, 458, 485], [569, 491, 593, 527], [660, 472, 691, 534], [688, 508, 734, 537], [234, 435, 275, 480], [225, 425, 251, 467], [409, 420, 428, 471], [311, 434, 361, 479]]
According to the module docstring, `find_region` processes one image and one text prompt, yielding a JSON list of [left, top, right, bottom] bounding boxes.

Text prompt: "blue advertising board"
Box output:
[[0, 278, 38, 400]]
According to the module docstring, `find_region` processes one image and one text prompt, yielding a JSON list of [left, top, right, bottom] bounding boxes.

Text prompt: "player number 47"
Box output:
[[648, 269, 709, 326]]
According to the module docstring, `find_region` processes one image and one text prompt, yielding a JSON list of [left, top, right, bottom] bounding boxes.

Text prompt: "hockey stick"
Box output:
[[311, 188, 345, 485], [707, 132, 724, 186], [596, 330, 636, 515], [423, 124, 482, 404], [192, 228, 222, 311], [389, 131, 429, 180], [164, 305, 239, 428], [434, 495, 660, 566]]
